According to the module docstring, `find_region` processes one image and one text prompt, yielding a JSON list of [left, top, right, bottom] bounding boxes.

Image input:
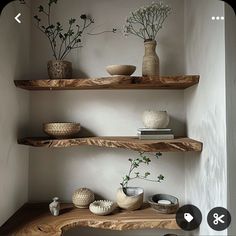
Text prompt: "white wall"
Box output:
[[0, 2, 30, 226], [225, 3, 236, 236], [29, 0, 186, 235], [184, 0, 227, 235], [29, 0, 185, 201]]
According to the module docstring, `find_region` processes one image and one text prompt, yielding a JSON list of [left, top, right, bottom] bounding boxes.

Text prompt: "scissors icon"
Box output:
[[213, 213, 225, 225]]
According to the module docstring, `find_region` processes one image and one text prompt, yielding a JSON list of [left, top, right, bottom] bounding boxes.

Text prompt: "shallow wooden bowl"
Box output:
[[106, 65, 136, 76], [148, 194, 179, 214], [43, 122, 80, 138]]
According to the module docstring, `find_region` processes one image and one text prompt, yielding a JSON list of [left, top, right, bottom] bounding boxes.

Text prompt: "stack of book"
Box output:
[[137, 128, 174, 140]]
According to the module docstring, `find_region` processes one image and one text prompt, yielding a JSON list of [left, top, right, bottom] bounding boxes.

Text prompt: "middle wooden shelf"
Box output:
[[18, 136, 203, 152]]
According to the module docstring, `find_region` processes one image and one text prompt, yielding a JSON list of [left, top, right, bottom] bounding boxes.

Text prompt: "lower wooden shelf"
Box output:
[[18, 136, 203, 152], [0, 203, 179, 235]]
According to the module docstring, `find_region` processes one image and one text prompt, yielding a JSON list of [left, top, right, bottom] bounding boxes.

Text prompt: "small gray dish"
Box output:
[[148, 194, 179, 214]]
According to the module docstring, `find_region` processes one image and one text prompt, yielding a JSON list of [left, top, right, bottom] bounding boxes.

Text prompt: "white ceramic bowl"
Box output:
[[89, 200, 116, 216], [106, 65, 136, 76]]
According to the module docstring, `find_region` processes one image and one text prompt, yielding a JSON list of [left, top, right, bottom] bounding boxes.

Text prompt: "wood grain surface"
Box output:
[[18, 136, 203, 152], [14, 75, 199, 90], [0, 203, 179, 236]]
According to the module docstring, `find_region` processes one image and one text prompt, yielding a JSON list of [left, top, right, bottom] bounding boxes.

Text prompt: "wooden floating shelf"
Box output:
[[14, 75, 199, 90], [18, 136, 203, 152], [0, 203, 179, 235]]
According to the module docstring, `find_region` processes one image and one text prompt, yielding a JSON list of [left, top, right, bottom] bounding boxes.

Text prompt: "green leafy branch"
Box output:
[[120, 152, 164, 188], [33, 0, 94, 60]]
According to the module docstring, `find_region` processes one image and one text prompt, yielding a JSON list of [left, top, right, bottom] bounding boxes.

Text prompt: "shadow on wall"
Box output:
[[65, 227, 180, 236], [168, 115, 186, 137]]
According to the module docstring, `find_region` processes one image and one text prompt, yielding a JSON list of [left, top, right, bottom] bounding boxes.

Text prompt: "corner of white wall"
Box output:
[[0, 2, 30, 226]]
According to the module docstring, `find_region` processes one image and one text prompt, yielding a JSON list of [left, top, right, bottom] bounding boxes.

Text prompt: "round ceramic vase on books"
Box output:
[[142, 110, 169, 129]]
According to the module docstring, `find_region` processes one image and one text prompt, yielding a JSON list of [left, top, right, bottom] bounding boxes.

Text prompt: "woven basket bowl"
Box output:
[[43, 122, 80, 138]]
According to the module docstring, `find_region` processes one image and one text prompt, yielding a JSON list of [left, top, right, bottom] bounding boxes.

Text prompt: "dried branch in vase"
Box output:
[[33, 0, 94, 60], [33, 0, 116, 60], [124, 2, 171, 41]]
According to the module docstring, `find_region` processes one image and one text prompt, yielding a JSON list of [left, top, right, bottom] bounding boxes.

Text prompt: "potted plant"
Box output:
[[34, 0, 94, 79], [117, 152, 164, 211], [124, 2, 171, 77]]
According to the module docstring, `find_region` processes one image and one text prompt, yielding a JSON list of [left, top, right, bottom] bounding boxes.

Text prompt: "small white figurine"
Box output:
[[49, 197, 60, 216]]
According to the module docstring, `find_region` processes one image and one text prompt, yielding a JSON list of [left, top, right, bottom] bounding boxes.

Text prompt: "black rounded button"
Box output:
[[176, 204, 202, 231], [207, 207, 231, 231]]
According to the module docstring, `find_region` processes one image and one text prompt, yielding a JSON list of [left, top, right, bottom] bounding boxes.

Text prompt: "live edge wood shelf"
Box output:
[[0, 203, 179, 235], [18, 137, 203, 152], [14, 75, 199, 90]]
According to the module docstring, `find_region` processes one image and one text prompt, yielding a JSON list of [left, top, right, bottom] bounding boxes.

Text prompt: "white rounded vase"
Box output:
[[72, 188, 95, 209], [116, 187, 144, 211], [142, 110, 170, 129]]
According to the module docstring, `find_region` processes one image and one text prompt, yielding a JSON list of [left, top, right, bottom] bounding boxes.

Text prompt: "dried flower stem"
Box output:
[[124, 2, 171, 41]]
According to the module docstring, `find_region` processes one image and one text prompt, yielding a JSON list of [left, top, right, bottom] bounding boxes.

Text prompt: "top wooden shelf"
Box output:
[[14, 75, 199, 90], [0, 203, 179, 235]]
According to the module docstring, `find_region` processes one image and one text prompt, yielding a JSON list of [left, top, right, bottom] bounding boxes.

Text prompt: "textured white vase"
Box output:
[[72, 188, 95, 208], [142, 110, 170, 129]]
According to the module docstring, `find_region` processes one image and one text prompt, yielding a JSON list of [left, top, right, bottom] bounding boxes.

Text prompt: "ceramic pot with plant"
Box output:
[[124, 2, 171, 77], [117, 152, 164, 211], [34, 0, 94, 79]]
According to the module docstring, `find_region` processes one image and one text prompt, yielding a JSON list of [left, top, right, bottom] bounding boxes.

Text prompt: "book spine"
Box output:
[[138, 129, 172, 132], [138, 134, 174, 140], [138, 131, 173, 135]]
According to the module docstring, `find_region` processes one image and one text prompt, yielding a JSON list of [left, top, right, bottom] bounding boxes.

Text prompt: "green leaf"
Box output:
[[144, 172, 150, 177], [155, 152, 162, 158], [34, 15, 41, 22], [38, 5, 44, 12], [158, 174, 164, 182], [68, 29, 74, 36], [69, 18, 76, 25], [49, 0, 58, 6], [80, 14, 87, 20]]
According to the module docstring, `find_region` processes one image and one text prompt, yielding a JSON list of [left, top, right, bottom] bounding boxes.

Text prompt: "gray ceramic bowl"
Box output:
[[148, 194, 179, 214]]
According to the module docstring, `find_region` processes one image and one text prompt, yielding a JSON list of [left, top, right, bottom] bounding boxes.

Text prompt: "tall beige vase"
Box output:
[[142, 40, 160, 77]]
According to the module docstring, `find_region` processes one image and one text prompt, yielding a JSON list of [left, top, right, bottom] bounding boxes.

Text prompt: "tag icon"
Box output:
[[176, 205, 202, 231], [184, 213, 194, 223]]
